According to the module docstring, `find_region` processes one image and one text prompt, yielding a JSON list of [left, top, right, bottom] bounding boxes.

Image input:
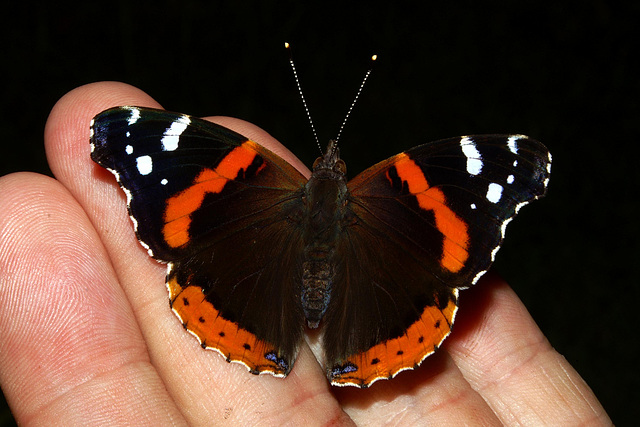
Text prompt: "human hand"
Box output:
[[0, 82, 610, 425]]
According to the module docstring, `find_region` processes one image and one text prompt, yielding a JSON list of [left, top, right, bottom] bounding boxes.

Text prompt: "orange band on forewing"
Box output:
[[331, 297, 457, 387], [167, 276, 288, 376], [392, 154, 469, 272], [162, 141, 261, 248]]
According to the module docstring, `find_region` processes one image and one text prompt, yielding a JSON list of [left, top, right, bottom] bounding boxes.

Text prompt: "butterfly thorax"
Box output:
[[301, 141, 349, 328]]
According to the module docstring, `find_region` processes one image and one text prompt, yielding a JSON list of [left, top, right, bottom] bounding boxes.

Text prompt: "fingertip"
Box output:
[[45, 82, 162, 181]]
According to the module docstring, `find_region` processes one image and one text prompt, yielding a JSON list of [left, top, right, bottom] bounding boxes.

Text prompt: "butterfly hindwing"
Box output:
[[323, 135, 551, 386], [91, 106, 308, 376]]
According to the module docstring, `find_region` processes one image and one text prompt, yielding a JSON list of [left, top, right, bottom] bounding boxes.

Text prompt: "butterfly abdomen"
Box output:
[[301, 259, 333, 328]]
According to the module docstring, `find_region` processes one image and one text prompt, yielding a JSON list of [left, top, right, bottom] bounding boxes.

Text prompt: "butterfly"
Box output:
[[90, 105, 551, 387]]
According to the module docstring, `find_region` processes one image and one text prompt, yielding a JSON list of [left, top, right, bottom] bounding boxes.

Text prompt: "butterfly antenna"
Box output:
[[335, 54, 377, 145], [285, 42, 322, 154]]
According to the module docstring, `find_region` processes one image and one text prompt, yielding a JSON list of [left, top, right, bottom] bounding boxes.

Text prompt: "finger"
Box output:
[[44, 82, 346, 424], [447, 274, 611, 425], [206, 115, 309, 178], [0, 173, 183, 424], [334, 350, 500, 425]]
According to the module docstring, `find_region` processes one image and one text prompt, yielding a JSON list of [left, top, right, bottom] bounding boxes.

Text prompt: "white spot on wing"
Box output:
[[490, 245, 501, 262], [138, 239, 153, 257], [106, 167, 120, 185], [121, 185, 132, 207], [460, 136, 483, 175], [486, 183, 503, 203], [161, 178, 168, 185], [162, 115, 191, 151], [507, 174, 514, 184], [102, 161, 158, 260], [470, 203, 477, 210], [127, 107, 141, 125], [136, 155, 153, 175], [500, 216, 514, 239], [125, 145, 133, 155], [507, 135, 520, 154], [472, 269, 487, 285], [514, 201, 525, 214], [129, 211, 139, 231]]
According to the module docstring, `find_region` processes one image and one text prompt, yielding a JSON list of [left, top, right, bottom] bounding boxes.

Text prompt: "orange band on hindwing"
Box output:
[[330, 296, 458, 387], [162, 141, 264, 248], [389, 154, 469, 273], [166, 274, 290, 376]]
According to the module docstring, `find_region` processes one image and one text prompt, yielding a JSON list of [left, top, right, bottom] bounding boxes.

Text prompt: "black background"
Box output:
[[2, 1, 636, 424]]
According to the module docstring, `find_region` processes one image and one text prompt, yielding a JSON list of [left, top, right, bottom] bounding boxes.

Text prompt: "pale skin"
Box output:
[[0, 82, 611, 425]]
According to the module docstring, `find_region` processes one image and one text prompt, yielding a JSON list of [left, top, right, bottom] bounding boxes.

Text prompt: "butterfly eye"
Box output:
[[313, 157, 323, 170], [335, 159, 347, 175]]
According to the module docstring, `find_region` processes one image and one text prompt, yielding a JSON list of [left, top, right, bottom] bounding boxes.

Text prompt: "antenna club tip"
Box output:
[[371, 54, 378, 61], [285, 42, 290, 49]]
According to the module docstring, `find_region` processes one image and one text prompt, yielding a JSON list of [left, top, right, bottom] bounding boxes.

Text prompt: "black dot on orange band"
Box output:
[[371, 358, 380, 365], [418, 336, 424, 343], [435, 320, 441, 328], [397, 350, 404, 355], [243, 343, 251, 350], [198, 317, 205, 323], [219, 332, 225, 337], [182, 297, 189, 306]]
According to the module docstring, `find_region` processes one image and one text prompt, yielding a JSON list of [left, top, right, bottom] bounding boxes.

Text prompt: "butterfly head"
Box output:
[[312, 140, 347, 179]]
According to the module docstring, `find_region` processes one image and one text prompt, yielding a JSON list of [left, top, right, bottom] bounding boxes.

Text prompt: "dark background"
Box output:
[[2, 1, 636, 424]]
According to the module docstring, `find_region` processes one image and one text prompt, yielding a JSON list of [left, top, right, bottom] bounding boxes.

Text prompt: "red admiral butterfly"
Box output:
[[90, 83, 551, 389]]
